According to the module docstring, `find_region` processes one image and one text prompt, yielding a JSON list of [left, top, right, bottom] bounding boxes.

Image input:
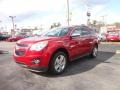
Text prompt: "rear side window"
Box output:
[[89, 29, 96, 35], [71, 27, 91, 36], [80, 27, 91, 36]]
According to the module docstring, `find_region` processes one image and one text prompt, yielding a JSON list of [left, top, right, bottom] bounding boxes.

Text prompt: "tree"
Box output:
[[113, 22, 120, 27], [91, 20, 97, 27], [57, 22, 61, 27], [34, 27, 38, 30], [50, 22, 61, 29]]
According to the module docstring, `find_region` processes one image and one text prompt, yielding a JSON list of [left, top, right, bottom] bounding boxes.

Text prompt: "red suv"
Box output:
[[7, 35, 25, 42], [13, 25, 98, 74], [106, 31, 120, 41]]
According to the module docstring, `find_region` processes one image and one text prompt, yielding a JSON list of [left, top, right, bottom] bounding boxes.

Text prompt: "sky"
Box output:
[[0, 0, 120, 30]]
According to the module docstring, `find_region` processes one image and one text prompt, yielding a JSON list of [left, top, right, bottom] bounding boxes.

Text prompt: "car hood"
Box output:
[[17, 36, 57, 45]]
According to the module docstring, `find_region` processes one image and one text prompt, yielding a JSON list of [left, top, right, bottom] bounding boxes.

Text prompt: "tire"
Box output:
[[49, 52, 67, 74], [90, 46, 98, 58], [10, 40, 13, 42]]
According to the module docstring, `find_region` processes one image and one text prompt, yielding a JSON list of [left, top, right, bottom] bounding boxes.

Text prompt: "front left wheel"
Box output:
[[49, 52, 67, 74]]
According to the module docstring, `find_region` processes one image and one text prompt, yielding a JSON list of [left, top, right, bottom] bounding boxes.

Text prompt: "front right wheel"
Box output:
[[49, 52, 67, 74]]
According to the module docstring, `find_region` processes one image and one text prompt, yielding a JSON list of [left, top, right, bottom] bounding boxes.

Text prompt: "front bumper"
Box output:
[[16, 61, 48, 72], [107, 38, 120, 41], [14, 51, 51, 72]]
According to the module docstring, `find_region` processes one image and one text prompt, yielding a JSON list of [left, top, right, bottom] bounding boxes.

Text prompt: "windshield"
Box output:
[[42, 27, 68, 37], [108, 31, 119, 35]]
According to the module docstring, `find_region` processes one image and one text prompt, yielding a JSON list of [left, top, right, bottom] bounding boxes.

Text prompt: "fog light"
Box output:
[[32, 59, 40, 64]]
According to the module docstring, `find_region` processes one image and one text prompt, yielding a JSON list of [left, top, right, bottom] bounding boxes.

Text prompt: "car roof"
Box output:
[[58, 25, 89, 30]]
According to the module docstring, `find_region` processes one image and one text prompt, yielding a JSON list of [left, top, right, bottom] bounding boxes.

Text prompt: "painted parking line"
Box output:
[[116, 50, 120, 54]]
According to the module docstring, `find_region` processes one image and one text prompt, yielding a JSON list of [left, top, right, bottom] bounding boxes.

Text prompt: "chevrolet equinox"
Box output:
[[13, 25, 98, 74]]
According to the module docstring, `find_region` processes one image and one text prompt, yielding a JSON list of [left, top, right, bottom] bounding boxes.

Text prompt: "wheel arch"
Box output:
[[94, 42, 98, 48], [91, 42, 98, 51], [51, 48, 69, 61], [48, 47, 70, 68]]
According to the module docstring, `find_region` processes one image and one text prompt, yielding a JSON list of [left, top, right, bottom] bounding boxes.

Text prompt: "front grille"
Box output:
[[15, 50, 25, 56]]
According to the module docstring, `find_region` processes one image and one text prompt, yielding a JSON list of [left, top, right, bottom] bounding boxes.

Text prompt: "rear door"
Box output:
[[80, 27, 94, 54]]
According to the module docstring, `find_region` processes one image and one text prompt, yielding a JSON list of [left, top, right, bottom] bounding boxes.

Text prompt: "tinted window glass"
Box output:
[[71, 29, 81, 36], [42, 28, 68, 37], [108, 31, 118, 35], [90, 29, 96, 35], [81, 27, 90, 36], [59, 28, 69, 36]]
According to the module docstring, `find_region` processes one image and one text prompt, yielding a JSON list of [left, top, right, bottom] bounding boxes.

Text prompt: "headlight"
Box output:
[[30, 41, 48, 51]]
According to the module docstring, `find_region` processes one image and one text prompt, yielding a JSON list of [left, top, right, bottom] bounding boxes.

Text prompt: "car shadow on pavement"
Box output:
[[0, 50, 9, 54], [33, 51, 115, 77]]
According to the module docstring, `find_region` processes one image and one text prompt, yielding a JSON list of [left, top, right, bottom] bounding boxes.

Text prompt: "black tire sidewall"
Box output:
[[90, 46, 98, 58], [49, 52, 67, 74]]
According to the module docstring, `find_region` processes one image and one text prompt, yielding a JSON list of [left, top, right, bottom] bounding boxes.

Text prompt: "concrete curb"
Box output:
[[116, 50, 120, 54], [100, 42, 120, 45]]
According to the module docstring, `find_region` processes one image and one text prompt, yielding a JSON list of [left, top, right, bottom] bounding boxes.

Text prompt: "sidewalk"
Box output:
[[100, 42, 120, 44], [0, 41, 16, 54]]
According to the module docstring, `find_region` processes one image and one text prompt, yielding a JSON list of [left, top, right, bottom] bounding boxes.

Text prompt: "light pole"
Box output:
[[9, 16, 16, 36], [101, 15, 107, 26], [87, 11, 91, 26], [86, 4, 91, 26], [67, 0, 70, 26], [0, 21, 2, 33]]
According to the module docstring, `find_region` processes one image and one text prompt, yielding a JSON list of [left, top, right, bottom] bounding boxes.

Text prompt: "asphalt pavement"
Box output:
[[0, 41, 120, 90]]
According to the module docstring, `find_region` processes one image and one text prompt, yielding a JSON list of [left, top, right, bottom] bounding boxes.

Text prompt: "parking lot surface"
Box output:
[[0, 41, 120, 90]]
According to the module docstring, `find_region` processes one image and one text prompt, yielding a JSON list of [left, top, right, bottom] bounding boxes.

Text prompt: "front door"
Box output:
[[69, 28, 84, 59]]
